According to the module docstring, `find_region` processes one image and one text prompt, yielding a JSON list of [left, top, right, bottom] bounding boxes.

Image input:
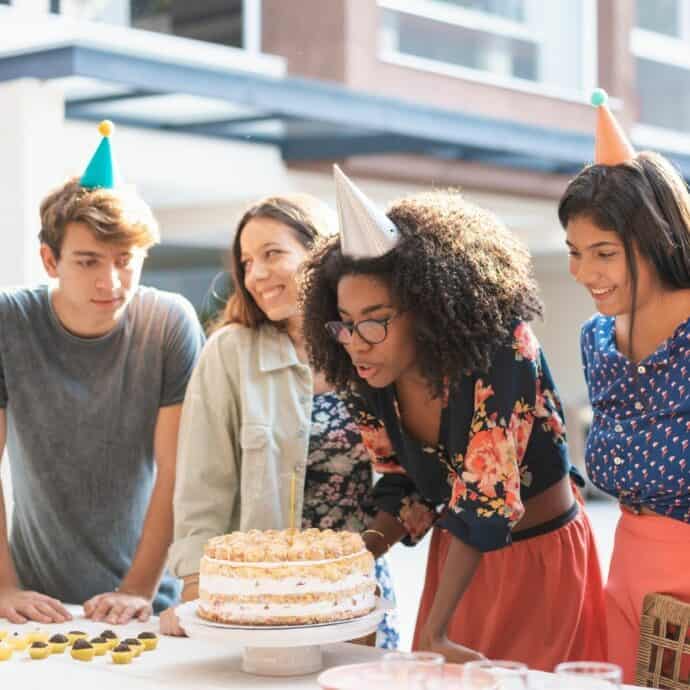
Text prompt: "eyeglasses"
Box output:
[[325, 313, 399, 345]]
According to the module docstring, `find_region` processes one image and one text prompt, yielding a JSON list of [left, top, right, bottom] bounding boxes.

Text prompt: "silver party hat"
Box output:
[[334, 165, 400, 259]]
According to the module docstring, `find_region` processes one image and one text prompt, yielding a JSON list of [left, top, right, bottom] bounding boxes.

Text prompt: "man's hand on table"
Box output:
[[83, 591, 152, 624], [0, 587, 72, 623], [159, 607, 187, 637]]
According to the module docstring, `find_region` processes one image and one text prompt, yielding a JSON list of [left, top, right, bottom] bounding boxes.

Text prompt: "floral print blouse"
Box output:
[[347, 322, 580, 552], [581, 314, 690, 522], [301, 392, 399, 649]]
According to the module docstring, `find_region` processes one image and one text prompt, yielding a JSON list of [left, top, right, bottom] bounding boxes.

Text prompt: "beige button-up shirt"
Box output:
[[168, 323, 313, 577]]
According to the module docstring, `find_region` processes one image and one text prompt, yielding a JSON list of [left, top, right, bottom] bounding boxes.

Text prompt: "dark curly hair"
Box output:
[[301, 190, 543, 396]]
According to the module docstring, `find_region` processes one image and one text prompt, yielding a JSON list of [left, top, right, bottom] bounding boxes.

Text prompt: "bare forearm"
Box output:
[[120, 475, 174, 598], [181, 576, 199, 603], [0, 483, 19, 590], [424, 536, 481, 639], [362, 511, 408, 558]]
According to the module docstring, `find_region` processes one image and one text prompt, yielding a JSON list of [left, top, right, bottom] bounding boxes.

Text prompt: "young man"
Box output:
[[0, 122, 204, 625]]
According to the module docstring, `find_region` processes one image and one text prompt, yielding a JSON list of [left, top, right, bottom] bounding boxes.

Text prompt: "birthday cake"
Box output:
[[197, 528, 377, 625]]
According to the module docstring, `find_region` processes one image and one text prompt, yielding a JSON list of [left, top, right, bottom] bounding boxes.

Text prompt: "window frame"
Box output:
[[631, 1, 690, 138], [377, 0, 597, 102]]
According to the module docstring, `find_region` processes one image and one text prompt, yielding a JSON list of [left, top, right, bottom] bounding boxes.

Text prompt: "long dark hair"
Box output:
[[558, 151, 690, 360], [212, 194, 335, 332]]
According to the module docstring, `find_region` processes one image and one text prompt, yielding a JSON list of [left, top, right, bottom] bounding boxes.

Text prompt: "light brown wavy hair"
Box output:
[[39, 177, 159, 258]]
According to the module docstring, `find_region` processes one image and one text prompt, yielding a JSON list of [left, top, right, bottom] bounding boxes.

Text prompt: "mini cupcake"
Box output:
[[0, 644, 13, 661], [137, 631, 159, 651], [122, 637, 143, 657], [110, 643, 133, 665], [67, 630, 88, 646], [7, 632, 29, 651], [49, 633, 69, 654], [70, 638, 95, 662], [26, 629, 50, 644], [100, 629, 119, 649], [89, 637, 109, 656], [28, 641, 51, 660]]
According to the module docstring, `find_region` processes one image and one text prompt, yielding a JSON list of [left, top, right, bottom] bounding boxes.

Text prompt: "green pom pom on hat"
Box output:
[[590, 88, 608, 107]]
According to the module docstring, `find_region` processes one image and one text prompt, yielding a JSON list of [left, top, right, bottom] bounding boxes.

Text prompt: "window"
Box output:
[[632, 0, 690, 135], [435, 0, 525, 21], [635, 0, 681, 37], [378, 0, 595, 96], [132, 0, 244, 48], [56, 0, 260, 50], [637, 59, 690, 132]]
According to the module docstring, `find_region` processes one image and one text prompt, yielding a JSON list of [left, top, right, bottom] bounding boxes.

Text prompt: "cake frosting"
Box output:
[[197, 528, 377, 625]]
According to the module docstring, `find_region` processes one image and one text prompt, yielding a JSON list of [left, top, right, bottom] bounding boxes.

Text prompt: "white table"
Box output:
[[0, 608, 644, 690], [0, 606, 383, 689]]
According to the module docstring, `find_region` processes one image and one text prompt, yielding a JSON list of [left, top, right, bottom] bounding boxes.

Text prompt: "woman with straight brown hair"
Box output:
[[161, 194, 398, 646]]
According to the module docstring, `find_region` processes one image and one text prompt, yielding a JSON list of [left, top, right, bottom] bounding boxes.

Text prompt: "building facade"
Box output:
[[2, 0, 690, 468]]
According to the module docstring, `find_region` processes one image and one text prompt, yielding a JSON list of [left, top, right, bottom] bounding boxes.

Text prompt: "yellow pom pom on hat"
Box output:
[[591, 88, 635, 166], [80, 120, 121, 189]]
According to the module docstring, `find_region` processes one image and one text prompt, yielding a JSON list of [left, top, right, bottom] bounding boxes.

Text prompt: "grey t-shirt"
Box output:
[[0, 285, 204, 611]]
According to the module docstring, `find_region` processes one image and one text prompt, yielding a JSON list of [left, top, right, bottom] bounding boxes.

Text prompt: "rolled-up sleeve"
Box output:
[[167, 330, 241, 577]]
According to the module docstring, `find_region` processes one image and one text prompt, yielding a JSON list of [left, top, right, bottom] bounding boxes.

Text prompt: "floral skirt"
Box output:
[[375, 556, 399, 649]]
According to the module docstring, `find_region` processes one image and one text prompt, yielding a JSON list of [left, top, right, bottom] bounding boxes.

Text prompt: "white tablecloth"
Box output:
[[0, 607, 643, 690], [0, 606, 383, 689]]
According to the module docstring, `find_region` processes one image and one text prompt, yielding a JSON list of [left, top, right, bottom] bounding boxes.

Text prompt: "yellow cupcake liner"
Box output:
[[90, 641, 109, 656], [29, 643, 51, 660], [111, 650, 133, 665], [67, 632, 88, 646], [7, 635, 29, 651], [71, 646, 95, 662], [138, 636, 158, 651], [50, 641, 69, 654], [26, 630, 50, 644]]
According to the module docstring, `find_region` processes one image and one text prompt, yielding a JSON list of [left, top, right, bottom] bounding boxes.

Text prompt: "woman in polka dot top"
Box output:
[[560, 151, 690, 683]]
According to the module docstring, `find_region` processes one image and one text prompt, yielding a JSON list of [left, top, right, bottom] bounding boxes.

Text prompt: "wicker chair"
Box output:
[[637, 593, 690, 689]]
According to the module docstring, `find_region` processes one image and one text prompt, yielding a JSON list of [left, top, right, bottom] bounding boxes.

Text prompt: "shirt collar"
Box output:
[[258, 324, 301, 372]]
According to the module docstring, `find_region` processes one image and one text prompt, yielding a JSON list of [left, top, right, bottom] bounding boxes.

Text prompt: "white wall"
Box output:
[[532, 253, 595, 407]]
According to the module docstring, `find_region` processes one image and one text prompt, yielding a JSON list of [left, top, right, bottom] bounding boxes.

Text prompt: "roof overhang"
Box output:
[[1, 15, 689, 178]]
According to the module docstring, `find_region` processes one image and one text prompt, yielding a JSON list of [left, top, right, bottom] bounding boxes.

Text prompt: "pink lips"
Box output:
[[355, 364, 379, 380], [92, 297, 123, 308]]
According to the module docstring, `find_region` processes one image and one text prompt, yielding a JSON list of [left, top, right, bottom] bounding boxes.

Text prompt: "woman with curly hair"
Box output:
[[560, 91, 690, 683], [162, 194, 398, 647], [300, 168, 607, 668]]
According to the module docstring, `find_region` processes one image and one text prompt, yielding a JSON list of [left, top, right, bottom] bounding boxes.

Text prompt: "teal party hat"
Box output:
[[80, 120, 120, 189]]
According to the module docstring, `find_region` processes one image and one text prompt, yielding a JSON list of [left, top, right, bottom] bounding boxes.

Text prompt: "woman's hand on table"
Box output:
[[417, 627, 485, 664], [0, 587, 72, 623], [159, 607, 187, 637], [82, 591, 153, 624]]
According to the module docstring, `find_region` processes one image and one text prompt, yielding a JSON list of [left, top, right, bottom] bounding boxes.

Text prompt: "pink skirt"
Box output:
[[413, 504, 607, 671], [606, 509, 690, 684]]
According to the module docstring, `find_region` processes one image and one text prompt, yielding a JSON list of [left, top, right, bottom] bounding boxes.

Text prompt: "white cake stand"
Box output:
[[176, 598, 392, 677]]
